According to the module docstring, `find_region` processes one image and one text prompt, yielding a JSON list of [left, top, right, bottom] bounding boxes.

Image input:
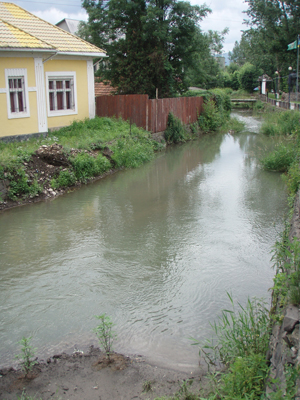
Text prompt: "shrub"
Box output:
[[51, 170, 76, 189], [70, 153, 111, 182], [7, 168, 42, 200], [164, 113, 186, 144], [260, 144, 297, 172], [221, 353, 269, 399], [110, 137, 155, 168], [283, 161, 300, 195], [238, 63, 260, 92], [198, 99, 222, 133]]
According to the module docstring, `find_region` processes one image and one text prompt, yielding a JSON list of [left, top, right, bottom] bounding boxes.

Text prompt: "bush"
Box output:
[[238, 63, 260, 92], [260, 144, 297, 172], [164, 113, 186, 143], [283, 161, 300, 195], [261, 110, 300, 136], [51, 170, 76, 189], [8, 168, 41, 200], [198, 99, 222, 133], [70, 153, 111, 182], [110, 137, 155, 168], [221, 353, 269, 399]]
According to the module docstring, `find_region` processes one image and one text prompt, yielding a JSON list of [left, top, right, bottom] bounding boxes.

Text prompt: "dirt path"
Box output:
[[0, 347, 207, 400]]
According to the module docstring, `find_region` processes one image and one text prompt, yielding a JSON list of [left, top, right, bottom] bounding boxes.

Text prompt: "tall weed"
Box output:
[[110, 137, 154, 168], [193, 294, 270, 367], [260, 143, 297, 172], [70, 153, 111, 182], [164, 113, 187, 143], [198, 99, 222, 133]]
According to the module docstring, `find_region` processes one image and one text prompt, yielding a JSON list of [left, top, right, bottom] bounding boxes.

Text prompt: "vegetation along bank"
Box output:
[[0, 90, 235, 213]]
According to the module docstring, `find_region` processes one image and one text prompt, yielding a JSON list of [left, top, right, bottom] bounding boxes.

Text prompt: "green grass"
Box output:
[[221, 116, 245, 134], [260, 110, 300, 136], [0, 117, 159, 199]]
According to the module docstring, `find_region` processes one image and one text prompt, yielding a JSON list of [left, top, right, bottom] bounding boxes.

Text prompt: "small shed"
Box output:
[[258, 74, 272, 95]]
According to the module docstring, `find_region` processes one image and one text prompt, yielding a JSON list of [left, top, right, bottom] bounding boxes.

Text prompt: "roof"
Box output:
[[56, 18, 81, 36], [95, 81, 116, 97], [0, 2, 105, 55]]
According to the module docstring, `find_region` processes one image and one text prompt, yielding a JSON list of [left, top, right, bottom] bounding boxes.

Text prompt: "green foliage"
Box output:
[[15, 337, 37, 377], [238, 63, 260, 92], [80, 0, 212, 98], [261, 111, 300, 137], [198, 99, 222, 133], [220, 353, 269, 399], [221, 117, 245, 134], [210, 89, 232, 113], [239, 0, 300, 77], [271, 237, 300, 307], [70, 153, 111, 183], [253, 100, 265, 112], [7, 168, 42, 200], [110, 136, 154, 168], [283, 161, 300, 196], [260, 143, 297, 172], [164, 113, 187, 143], [142, 380, 153, 393], [93, 314, 117, 359], [51, 169, 76, 189]]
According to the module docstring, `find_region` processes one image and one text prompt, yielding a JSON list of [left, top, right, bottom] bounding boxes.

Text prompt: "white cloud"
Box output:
[[192, 0, 247, 53], [33, 8, 88, 25]]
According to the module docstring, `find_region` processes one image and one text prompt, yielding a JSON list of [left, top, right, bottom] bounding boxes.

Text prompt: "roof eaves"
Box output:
[[58, 51, 107, 57]]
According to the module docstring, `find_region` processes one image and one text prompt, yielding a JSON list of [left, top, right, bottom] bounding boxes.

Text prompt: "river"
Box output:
[[0, 113, 288, 370]]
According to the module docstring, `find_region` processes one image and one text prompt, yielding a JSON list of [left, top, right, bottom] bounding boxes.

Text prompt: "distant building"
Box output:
[[56, 18, 81, 36]]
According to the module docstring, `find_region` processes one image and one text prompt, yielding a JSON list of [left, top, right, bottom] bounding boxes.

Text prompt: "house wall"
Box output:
[[0, 57, 39, 138], [43, 59, 89, 129]]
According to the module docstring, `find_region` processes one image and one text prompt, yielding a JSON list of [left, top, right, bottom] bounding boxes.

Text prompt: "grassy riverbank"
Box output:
[[0, 89, 242, 211]]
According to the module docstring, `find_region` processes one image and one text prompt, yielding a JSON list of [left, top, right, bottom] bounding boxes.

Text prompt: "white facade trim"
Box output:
[[87, 60, 95, 119], [5, 68, 30, 119], [34, 58, 48, 133]]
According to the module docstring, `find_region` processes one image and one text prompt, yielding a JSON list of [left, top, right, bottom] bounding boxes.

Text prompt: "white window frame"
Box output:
[[46, 71, 77, 117], [5, 68, 30, 119]]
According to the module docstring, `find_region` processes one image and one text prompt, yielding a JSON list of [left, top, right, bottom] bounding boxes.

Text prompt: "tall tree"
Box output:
[[79, 0, 211, 97], [239, 0, 300, 76]]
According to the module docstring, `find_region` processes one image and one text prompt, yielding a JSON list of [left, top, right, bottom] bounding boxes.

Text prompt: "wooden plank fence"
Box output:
[[96, 94, 203, 133]]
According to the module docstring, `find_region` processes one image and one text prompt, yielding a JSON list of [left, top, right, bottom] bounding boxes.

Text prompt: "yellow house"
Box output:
[[0, 2, 106, 140]]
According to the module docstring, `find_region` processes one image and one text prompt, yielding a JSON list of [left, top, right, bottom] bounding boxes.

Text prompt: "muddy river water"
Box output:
[[0, 113, 288, 369]]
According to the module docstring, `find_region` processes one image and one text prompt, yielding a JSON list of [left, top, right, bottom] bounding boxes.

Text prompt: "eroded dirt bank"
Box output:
[[0, 347, 205, 400]]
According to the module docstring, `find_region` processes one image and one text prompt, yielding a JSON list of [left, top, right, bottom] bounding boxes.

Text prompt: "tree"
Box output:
[[239, 0, 300, 76], [79, 0, 211, 98]]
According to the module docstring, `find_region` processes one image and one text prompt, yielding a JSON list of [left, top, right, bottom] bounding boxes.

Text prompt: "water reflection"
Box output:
[[0, 122, 287, 369]]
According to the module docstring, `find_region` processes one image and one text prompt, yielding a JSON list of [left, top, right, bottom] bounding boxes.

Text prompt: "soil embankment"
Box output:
[[0, 347, 205, 400]]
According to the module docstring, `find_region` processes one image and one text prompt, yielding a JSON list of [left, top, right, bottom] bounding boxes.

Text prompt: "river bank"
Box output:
[[0, 346, 207, 400], [0, 118, 167, 213]]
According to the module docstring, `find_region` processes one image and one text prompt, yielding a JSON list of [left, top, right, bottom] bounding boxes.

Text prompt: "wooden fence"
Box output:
[[261, 95, 300, 111], [96, 94, 203, 133]]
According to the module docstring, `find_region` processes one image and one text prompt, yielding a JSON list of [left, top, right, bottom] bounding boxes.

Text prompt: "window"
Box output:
[[9, 77, 26, 113], [46, 72, 77, 117], [5, 69, 30, 119]]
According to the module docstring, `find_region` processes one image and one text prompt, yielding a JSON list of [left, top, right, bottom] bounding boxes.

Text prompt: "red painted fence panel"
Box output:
[[96, 94, 203, 133]]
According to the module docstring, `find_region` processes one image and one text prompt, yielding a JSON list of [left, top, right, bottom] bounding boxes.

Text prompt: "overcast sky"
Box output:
[[12, 0, 248, 53]]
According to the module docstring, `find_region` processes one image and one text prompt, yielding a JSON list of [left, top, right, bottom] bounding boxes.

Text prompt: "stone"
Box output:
[[283, 305, 299, 332]]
